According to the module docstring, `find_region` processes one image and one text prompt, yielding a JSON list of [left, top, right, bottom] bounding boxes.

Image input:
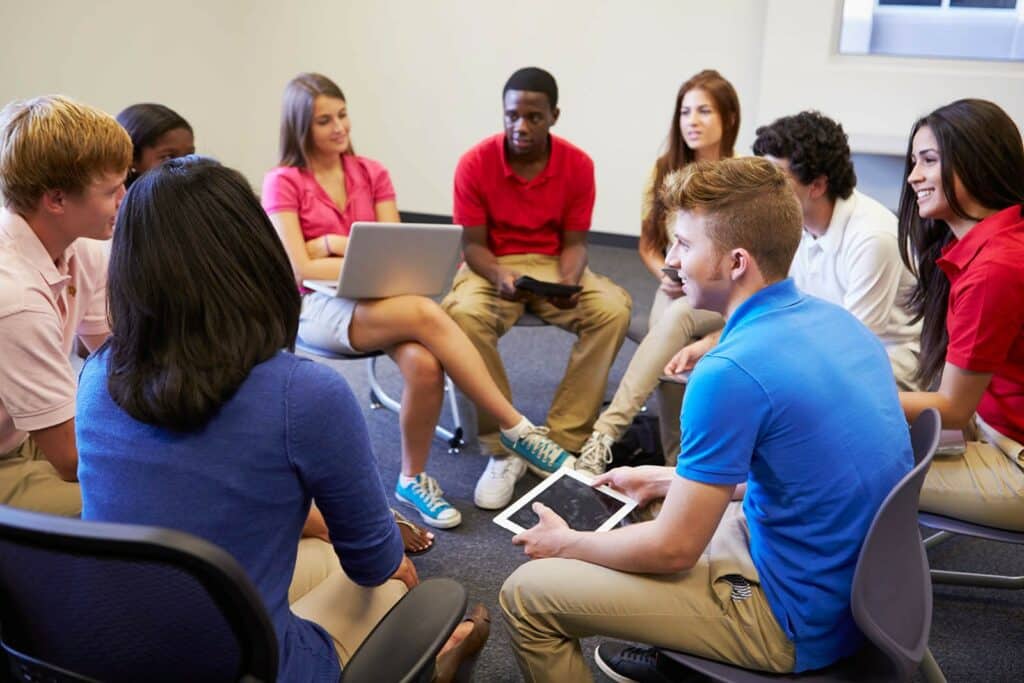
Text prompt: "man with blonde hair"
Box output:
[[501, 157, 913, 681], [0, 95, 131, 515]]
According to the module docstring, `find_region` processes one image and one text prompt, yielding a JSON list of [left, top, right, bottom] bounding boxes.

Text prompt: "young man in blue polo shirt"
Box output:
[[500, 157, 912, 682]]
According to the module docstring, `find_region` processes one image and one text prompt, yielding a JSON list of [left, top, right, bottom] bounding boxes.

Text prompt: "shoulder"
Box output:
[[262, 165, 305, 192], [347, 154, 392, 183], [458, 134, 502, 168], [71, 237, 110, 275], [552, 135, 594, 170], [844, 190, 897, 236], [279, 352, 356, 405]]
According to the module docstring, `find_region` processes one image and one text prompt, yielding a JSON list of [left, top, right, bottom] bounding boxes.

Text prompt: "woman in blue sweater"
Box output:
[[76, 156, 486, 682]]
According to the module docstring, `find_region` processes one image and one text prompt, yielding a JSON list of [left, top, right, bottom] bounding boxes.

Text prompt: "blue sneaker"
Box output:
[[499, 425, 575, 477], [395, 473, 462, 529]]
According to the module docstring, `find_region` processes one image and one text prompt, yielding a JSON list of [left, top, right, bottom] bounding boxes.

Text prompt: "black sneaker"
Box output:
[[594, 641, 705, 683]]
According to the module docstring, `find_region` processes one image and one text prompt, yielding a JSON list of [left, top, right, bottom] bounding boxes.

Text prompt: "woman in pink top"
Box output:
[[263, 73, 573, 531]]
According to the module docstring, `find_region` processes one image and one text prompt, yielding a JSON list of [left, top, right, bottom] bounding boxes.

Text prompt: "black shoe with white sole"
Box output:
[[594, 641, 706, 683]]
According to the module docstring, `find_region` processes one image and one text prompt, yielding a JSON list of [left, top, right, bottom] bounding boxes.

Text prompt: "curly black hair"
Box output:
[[752, 111, 856, 201]]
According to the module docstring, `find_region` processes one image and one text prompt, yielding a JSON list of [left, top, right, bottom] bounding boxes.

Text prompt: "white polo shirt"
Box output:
[[790, 189, 921, 354], [0, 208, 110, 454]]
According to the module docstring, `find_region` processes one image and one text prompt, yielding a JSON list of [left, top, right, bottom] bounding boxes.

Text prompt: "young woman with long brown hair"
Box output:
[[576, 69, 741, 474]]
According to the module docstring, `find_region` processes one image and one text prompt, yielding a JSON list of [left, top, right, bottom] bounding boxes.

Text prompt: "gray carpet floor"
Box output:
[[298, 244, 1023, 683]]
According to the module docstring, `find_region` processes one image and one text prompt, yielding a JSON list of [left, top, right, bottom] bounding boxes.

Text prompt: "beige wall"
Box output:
[[1, 0, 1020, 236]]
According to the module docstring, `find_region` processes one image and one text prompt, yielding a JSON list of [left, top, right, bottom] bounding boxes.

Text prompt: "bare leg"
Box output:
[[388, 342, 444, 477], [350, 296, 522, 428]]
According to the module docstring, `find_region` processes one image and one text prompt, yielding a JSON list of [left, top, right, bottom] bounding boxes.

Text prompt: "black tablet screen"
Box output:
[[508, 475, 625, 531]]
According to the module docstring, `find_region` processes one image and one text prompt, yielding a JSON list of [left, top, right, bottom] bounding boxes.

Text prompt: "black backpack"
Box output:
[[609, 414, 665, 469]]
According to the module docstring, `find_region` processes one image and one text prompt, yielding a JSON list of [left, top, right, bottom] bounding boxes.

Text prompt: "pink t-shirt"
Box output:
[[261, 154, 397, 238], [0, 209, 110, 453]]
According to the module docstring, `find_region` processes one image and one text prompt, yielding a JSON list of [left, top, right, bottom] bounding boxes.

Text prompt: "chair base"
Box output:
[[921, 518, 1024, 590]]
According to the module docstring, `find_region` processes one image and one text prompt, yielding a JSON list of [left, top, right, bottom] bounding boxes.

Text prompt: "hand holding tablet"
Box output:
[[494, 468, 637, 535], [513, 275, 583, 300]]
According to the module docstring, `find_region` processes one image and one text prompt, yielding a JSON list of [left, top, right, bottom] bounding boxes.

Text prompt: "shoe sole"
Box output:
[[594, 648, 641, 683], [394, 492, 462, 529]]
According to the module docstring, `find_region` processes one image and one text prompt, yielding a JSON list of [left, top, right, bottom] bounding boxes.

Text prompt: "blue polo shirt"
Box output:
[[677, 278, 912, 672]]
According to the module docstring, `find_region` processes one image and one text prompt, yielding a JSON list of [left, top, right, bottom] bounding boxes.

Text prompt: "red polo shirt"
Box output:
[[937, 204, 1024, 444], [453, 133, 595, 256]]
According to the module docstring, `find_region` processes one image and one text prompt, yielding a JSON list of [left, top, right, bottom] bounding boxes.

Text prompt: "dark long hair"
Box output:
[[106, 156, 301, 431], [115, 103, 192, 187], [897, 99, 1024, 388], [642, 70, 740, 255], [278, 72, 351, 167]]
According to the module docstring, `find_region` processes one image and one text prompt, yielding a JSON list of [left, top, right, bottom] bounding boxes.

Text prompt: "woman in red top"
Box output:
[[897, 99, 1024, 530], [263, 73, 572, 531]]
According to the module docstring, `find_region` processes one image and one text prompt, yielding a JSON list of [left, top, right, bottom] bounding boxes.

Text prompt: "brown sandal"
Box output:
[[434, 603, 490, 683], [392, 508, 434, 555]]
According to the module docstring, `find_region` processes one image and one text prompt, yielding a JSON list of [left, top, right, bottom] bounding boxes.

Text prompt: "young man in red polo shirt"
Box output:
[[442, 67, 632, 509]]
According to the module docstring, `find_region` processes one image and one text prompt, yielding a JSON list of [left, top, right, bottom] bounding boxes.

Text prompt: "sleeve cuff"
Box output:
[[12, 400, 76, 433]]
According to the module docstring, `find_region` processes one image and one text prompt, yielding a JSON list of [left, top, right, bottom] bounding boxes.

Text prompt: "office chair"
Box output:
[[0, 507, 466, 683], [650, 408, 945, 682], [294, 336, 466, 453]]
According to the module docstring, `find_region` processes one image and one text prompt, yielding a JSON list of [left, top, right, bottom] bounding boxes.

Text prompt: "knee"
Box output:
[[399, 344, 444, 389], [500, 559, 558, 625], [581, 291, 632, 333], [443, 298, 495, 338]]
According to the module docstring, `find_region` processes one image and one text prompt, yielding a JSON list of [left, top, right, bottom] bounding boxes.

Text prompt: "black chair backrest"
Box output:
[[0, 507, 278, 683], [850, 408, 940, 681]]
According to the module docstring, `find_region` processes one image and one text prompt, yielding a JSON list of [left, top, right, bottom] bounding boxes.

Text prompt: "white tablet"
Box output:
[[493, 468, 638, 534]]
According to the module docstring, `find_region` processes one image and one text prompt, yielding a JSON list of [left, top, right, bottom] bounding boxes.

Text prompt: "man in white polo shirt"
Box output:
[[669, 111, 922, 391], [0, 95, 131, 514]]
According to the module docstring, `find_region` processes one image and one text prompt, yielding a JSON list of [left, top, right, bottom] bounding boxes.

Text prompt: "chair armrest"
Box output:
[[340, 578, 467, 683]]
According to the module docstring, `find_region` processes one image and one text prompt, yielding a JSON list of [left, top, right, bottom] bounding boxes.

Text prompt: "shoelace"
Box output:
[[409, 475, 448, 513], [577, 437, 613, 471], [518, 426, 566, 466], [487, 457, 516, 479]]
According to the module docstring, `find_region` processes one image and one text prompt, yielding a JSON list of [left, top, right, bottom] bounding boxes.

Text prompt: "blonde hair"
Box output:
[[0, 95, 132, 212], [660, 157, 802, 281]]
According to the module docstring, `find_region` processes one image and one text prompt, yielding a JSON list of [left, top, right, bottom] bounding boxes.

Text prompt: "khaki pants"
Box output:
[[920, 418, 1024, 531], [441, 255, 632, 452], [593, 289, 723, 464], [0, 436, 81, 516], [289, 538, 408, 665], [500, 503, 794, 683]]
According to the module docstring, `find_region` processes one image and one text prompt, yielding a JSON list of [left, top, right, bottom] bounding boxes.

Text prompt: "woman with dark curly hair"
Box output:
[[576, 69, 739, 475], [897, 99, 1024, 530]]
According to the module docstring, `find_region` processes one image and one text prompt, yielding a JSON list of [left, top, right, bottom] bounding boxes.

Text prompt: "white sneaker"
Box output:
[[473, 455, 528, 509], [575, 431, 615, 476]]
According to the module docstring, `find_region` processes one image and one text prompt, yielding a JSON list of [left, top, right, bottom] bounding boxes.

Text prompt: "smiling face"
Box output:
[[907, 125, 953, 223], [308, 95, 351, 157], [665, 209, 731, 313], [136, 126, 195, 174], [503, 89, 558, 159], [61, 169, 127, 240], [678, 88, 723, 159]]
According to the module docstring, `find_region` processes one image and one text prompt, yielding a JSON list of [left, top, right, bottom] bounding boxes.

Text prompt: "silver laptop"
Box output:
[[303, 222, 463, 299]]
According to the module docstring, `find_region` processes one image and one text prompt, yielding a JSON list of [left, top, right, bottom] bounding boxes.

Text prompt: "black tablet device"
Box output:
[[513, 275, 583, 299]]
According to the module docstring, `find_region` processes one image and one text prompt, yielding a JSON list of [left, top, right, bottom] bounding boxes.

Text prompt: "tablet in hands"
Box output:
[[514, 275, 583, 299], [493, 468, 637, 534]]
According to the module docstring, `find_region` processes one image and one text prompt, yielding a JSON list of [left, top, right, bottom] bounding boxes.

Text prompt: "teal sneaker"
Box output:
[[395, 473, 462, 529], [499, 425, 576, 477]]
